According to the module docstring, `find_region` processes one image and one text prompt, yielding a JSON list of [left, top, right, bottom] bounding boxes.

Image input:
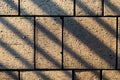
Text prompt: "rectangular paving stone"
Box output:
[[104, 0, 120, 16], [0, 71, 18, 80], [63, 17, 116, 69], [36, 17, 62, 69], [76, 0, 102, 16], [102, 70, 120, 80], [0, 0, 18, 15], [75, 70, 100, 80], [20, 71, 72, 80], [20, 0, 73, 15], [0, 17, 34, 69], [118, 17, 120, 69]]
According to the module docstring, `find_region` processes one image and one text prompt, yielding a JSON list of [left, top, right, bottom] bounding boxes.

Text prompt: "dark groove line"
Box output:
[[0, 15, 119, 17], [34, 16, 36, 69], [0, 69, 120, 71], [18, 0, 20, 15], [116, 17, 119, 69], [18, 71, 20, 80], [61, 17, 64, 69], [102, 0, 104, 16], [74, 0, 76, 16], [100, 70, 102, 80], [72, 70, 75, 80]]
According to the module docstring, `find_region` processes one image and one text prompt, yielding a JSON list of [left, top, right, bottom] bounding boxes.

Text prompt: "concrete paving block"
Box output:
[[104, 0, 120, 16], [0, 71, 18, 80], [102, 70, 120, 80], [0, 0, 18, 15], [118, 17, 120, 69], [76, 0, 102, 16], [20, 0, 73, 15], [75, 70, 100, 80], [63, 17, 116, 69], [36, 17, 62, 69], [0, 17, 34, 69], [20, 71, 72, 80]]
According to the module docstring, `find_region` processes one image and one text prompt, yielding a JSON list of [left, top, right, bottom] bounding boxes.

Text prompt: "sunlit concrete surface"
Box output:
[[0, 0, 120, 80], [20, 71, 72, 80], [76, 0, 102, 16], [75, 70, 100, 80], [20, 0, 73, 15], [104, 0, 120, 16], [36, 17, 62, 69], [0, 71, 18, 80], [103, 70, 120, 80], [0, 17, 34, 69], [0, 0, 18, 15], [64, 17, 116, 69]]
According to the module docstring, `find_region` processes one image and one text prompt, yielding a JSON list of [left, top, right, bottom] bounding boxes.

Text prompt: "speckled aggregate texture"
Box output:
[[0, 0, 119, 80], [64, 17, 116, 69], [75, 70, 100, 80], [20, 71, 72, 80], [102, 70, 120, 80], [20, 0, 73, 15], [76, 0, 102, 16], [0, 0, 18, 15], [0, 71, 18, 80], [0, 17, 34, 69], [35, 17, 62, 69], [104, 0, 120, 16]]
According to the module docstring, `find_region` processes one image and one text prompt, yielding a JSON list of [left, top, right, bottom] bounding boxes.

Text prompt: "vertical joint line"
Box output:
[[18, 71, 20, 80], [18, 0, 20, 15], [100, 70, 102, 80], [102, 0, 104, 16], [116, 17, 118, 69], [34, 16, 36, 69], [74, 0, 76, 16], [72, 70, 75, 80], [60, 17, 64, 69]]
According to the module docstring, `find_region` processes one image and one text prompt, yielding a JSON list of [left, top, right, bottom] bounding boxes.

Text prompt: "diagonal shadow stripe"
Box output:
[[30, 0, 116, 68], [75, 0, 117, 38], [0, 39, 33, 68], [104, 0, 120, 15], [0, 63, 18, 80], [0, 17, 72, 79], [2, 0, 116, 79]]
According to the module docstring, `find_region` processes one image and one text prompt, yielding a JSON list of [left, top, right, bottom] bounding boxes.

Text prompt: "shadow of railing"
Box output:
[[104, 0, 120, 15], [0, 63, 18, 80], [0, 17, 72, 79], [1, 0, 119, 80]]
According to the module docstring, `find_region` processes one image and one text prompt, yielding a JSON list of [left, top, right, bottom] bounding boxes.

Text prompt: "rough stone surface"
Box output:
[[20, 71, 72, 80], [76, 0, 102, 16], [20, 0, 73, 15], [102, 70, 120, 80], [75, 70, 100, 80], [0, 0, 18, 15], [0, 71, 18, 80], [64, 17, 116, 69], [0, 17, 34, 69], [36, 17, 62, 69], [104, 0, 120, 16]]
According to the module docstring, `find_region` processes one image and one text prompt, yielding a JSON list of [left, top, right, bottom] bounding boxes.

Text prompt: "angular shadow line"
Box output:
[[105, 0, 120, 15], [0, 63, 18, 80], [0, 17, 61, 68], [0, 39, 33, 68], [2, 0, 116, 79], [74, 0, 116, 38], [30, 0, 116, 68]]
